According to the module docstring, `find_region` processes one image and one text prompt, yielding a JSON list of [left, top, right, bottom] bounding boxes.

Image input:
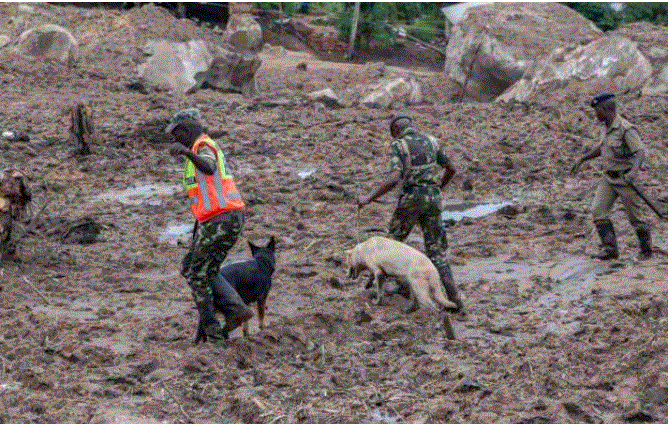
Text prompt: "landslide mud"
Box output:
[[0, 3, 667, 423]]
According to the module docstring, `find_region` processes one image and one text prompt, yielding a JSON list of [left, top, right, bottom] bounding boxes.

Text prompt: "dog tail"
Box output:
[[429, 271, 459, 312], [411, 273, 440, 312]]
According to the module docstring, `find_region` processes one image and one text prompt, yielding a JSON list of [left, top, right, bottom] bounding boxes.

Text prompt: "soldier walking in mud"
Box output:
[[167, 110, 253, 343], [357, 113, 464, 312], [571, 93, 652, 261]]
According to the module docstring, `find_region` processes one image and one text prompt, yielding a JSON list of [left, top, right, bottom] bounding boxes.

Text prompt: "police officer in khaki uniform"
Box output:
[[571, 93, 652, 261], [357, 113, 464, 311]]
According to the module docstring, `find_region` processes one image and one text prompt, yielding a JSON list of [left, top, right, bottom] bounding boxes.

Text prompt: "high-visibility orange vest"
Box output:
[[183, 134, 244, 222]]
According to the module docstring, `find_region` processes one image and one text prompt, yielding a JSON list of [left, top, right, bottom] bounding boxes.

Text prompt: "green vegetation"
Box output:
[[566, 2, 668, 31]]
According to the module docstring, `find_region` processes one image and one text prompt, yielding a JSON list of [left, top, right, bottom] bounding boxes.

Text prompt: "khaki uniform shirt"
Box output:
[[600, 114, 644, 174], [388, 127, 451, 190]]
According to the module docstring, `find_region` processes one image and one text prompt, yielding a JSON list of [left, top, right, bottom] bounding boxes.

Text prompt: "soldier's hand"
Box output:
[[169, 142, 189, 157]]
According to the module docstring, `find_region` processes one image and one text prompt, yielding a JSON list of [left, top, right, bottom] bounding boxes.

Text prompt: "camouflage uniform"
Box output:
[[387, 127, 451, 269], [181, 210, 244, 304]]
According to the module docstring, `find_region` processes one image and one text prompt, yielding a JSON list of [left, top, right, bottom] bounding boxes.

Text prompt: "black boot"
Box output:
[[211, 274, 253, 335], [635, 227, 652, 261], [591, 220, 619, 260], [194, 294, 227, 344], [438, 263, 464, 312]]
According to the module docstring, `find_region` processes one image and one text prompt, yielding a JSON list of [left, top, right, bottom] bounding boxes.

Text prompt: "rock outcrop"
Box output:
[[15, 24, 78, 64], [444, 3, 598, 101], [137, 39, 261, 96], [498, 36, 652, 103], [362, 77, 424, 109], [223, 14, 263, 53]]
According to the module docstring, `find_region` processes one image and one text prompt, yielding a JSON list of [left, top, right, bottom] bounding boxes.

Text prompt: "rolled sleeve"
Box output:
[[624, 128, 644, 153], [388, 142, 404, 174]]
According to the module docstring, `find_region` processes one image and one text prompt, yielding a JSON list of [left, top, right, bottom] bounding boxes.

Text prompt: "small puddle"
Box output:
[[96, 182, 180, 206], [441, 200, 513, 222]]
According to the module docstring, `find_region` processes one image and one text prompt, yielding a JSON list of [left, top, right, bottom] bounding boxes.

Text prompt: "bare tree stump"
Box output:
[[69, 103, 95, 155]]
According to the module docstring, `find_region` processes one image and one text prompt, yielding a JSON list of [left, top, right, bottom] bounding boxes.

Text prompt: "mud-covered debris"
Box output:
[[498, 204, 519, 217], [562, 402, 600, 423], [462, 178, 473, 191], [309, 88, 344, 109], [456, 379, 481, 393], [623, 410, 655, 422], [514, 418, 551, 424], [328, 277, 343, 289], [61, 217, 102, 244], [355, 310, 373, 325]]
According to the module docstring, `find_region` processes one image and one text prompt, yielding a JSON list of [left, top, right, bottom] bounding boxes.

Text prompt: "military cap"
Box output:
[[165, 108, 202, 133], [389, 111, 412, 128], [590, 93, 615, 107]]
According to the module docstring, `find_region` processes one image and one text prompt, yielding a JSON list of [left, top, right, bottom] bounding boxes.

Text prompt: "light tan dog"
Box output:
[[345, 236, 458, 313]]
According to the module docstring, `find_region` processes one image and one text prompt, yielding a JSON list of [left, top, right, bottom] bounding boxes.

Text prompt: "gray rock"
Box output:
[[15, 24, 78, 64], [223, 14, 263, 52], [445, 3, 598, 101], [0, 35, 10, 49], [309, 88, 344, 109], [137, 39, 261, 96], [499, 36, 652, 103]]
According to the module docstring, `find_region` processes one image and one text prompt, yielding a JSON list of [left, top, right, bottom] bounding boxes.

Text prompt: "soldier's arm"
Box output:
[[571, 141, 603, 175], [358, 170, 401, 208], [170, 143, 216, 175], [624, 128, 645, 182], [437, 149, 455, 189]]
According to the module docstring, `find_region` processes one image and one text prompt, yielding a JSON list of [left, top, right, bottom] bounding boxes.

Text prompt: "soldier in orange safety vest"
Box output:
[[169, 119, 253, 343]]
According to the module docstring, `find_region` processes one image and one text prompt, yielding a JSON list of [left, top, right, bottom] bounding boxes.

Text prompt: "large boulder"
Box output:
[[362, 77, 423, 109], [137, 39, 261, 96], [138, 39, 213, 93], [14, 24, 78, 64], [201, 46, 261, 97], [498, 36, 652, 103], [223, 14, 263, 53], [444, 3, 599, 101], [613, 22, 668, 96]]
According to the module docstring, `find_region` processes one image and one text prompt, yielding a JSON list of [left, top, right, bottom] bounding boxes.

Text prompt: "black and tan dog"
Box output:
[[212, 236, 275, 337]]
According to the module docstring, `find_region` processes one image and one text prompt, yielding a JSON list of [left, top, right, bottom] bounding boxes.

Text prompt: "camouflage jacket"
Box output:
[[388, 127, 451, 190]]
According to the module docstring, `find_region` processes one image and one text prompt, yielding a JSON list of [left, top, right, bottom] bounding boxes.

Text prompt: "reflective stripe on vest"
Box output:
[[183, 134, 244, 222]]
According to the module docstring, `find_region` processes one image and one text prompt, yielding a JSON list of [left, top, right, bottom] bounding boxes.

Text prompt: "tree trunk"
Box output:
[[346, 2, 361, 60]]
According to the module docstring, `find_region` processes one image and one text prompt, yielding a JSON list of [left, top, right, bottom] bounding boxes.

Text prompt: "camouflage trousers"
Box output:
[[181, 210, 244, 304], [388, 186, 449, 269]]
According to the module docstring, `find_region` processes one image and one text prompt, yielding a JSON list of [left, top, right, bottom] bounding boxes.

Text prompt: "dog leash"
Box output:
[[355, 207, 361, 245]]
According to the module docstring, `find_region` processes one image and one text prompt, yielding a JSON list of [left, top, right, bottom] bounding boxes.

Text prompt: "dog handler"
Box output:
[[357, 112, 464, 312], [571, 93, 652, 261], [168, 118, 253, 343]]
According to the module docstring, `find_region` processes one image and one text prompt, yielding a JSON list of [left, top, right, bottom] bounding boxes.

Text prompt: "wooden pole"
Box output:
[[346, 2, 361, 60]]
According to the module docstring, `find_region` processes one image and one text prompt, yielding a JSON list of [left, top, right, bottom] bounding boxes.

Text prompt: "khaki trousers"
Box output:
[[591, 177, 648, 230]]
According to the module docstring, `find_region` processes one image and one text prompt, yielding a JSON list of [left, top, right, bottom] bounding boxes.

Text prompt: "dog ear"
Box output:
[[248, 240, 258, 256], [267, 236, 275, 250]]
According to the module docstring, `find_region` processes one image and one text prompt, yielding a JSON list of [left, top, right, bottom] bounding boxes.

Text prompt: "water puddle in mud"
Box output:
[[441, 200, 513, 222], [455, 255, 627, 339], [96, 182, 180, 206], [159, 222, 194, 245]]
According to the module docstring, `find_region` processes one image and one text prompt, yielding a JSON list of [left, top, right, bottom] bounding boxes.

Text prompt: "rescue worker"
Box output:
[[571, 93, 652, 261], [169, 119, 253, 343], [357, 113, 464, 312]]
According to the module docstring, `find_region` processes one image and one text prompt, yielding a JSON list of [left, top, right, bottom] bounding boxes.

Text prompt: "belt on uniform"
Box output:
[[606, 170, 630, 179], [403, 184, 439, 193]]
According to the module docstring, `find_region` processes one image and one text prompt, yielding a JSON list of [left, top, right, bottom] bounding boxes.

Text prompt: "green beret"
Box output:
[[165, 108, 202, 133]]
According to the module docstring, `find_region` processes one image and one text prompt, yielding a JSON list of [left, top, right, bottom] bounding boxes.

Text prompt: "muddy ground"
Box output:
[[0, 4, 667, 424]]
